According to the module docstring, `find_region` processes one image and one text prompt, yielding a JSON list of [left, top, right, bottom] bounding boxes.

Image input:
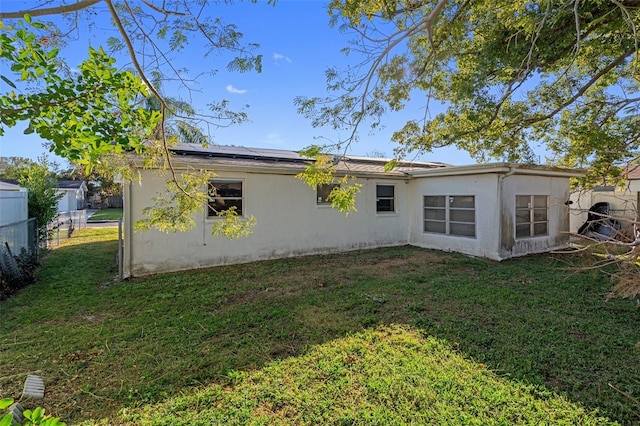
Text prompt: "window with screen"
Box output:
[[515, 195, 548, 238], [424, 195, 475, 238]]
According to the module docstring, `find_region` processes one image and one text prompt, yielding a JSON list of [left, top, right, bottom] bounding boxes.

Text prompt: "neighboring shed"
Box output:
[[122, 144, 582, 277], [57, 180, 88, 212]]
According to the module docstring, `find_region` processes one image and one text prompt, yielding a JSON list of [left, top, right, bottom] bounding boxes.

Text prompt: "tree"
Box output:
[[294, 0, 640, 297], [16, 157, 63, 243], [295, 0, 640, 186], [0, 156, 39, 178], [0, 1, 266, 235]]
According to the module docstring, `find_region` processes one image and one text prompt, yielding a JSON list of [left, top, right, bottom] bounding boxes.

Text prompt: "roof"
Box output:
[[1, 178, 88, 190], [169, 143, 448, 177], [627, 164, 640, 180], [58, 180, 87, 190], [0, 181, 22, 191]]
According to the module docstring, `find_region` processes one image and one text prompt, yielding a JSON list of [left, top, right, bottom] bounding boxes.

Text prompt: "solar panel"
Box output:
[[171, 143, 307, 161]]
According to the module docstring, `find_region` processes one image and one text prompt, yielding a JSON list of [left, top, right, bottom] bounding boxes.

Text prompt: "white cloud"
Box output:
[[273, 53, 292, 63], [226, 85, 247, 94], [264, 133, 284, 145]]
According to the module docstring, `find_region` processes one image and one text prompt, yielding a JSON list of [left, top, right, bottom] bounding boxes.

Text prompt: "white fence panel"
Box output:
[[0, 190, 28, 226]]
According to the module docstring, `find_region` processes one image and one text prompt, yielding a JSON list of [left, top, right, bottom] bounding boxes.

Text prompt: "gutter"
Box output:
[[123, 182, 133, 278], [409, 163, 584, 179]]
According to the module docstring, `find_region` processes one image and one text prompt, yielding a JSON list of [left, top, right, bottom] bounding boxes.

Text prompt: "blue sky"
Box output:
[[0, 0, 477, 165]]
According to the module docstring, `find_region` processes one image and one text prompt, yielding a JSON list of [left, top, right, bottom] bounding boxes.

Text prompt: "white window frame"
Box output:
[[423, 195, 476, 238], [376, 184, 396, 213], [207, 179, 245, 218], [515, 195, 548, 238]]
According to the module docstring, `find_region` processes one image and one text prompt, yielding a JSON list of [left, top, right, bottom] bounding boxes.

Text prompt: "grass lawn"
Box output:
[[1, 228, 639, 424], [87, 208, 123, 221]]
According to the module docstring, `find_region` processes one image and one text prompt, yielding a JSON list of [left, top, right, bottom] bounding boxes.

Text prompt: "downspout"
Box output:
[[202, 201, 207, 246], [497, 166, 517, 259], [637, 191, 640, 239], [125, 181, 133, 279]]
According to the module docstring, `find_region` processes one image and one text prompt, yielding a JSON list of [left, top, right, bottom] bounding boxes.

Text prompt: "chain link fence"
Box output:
[[0, 218, 38, 259], [0, 218, 39, 292], [46, 210, 88, 248]]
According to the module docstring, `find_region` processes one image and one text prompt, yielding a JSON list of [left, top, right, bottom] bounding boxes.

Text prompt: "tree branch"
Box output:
[[140, 0, 188, 17], [0, 0, 102, 19], [522, 48, 636, 126]]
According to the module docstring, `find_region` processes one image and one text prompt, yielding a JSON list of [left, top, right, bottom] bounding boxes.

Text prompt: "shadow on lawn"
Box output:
[[1, 230, 639, 424]]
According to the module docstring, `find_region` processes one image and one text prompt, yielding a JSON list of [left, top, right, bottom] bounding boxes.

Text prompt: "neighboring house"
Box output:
[[57, 180, 88, 212], [0, 181, 28, 226], [122, 144, 582, 277]]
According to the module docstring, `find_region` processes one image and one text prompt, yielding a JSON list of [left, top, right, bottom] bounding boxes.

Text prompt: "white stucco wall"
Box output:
[[125, 169, 410, 276], [407, 173, 572, 260], [499, 175, 571, 259], [408, 174, 503, 260], [0, 190, 28, 226]]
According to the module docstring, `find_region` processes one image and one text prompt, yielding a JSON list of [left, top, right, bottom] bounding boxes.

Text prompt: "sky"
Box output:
[[0, 0, 478, 166]]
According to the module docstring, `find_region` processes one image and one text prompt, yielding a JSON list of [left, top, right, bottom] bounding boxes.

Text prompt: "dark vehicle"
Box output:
[[577, 202, 621, 240]]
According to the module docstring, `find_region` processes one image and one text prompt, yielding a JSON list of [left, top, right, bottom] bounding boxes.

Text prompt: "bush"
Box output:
[[0, 248, 38, 301]]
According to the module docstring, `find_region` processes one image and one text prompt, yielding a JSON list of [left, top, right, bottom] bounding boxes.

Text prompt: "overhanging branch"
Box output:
[[0, 0, 102, 19]]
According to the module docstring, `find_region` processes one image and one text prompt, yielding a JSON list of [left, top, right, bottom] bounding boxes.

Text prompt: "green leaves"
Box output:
[[0, 414, 12, 426], [0, 19, 159, 169], [211, 207, 257, 239], [135, 171, 213, 233], [22, 406, 66, 425], [0, 7, 266, 238], [296, 152, 336, 189], [328, 176, 362, 215], [320, 0, 640, 184], [0, 399, 12, 411], [0, 398, 66, 426], [17, 157, 63, 241], [296, 145, 362, 215]]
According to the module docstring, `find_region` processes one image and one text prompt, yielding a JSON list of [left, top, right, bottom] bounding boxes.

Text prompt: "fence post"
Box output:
[[35, 223, 39, 262]]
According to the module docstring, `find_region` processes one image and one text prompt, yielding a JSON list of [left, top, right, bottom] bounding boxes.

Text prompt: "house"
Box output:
[[57, 180, 88, 212], [122, 144, 582, 277]]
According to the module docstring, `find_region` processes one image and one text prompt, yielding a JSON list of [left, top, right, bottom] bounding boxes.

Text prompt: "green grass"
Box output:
[[1, 228, 638, 425], [87, 208, 123, 221], [123, 326, 613, 425]]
